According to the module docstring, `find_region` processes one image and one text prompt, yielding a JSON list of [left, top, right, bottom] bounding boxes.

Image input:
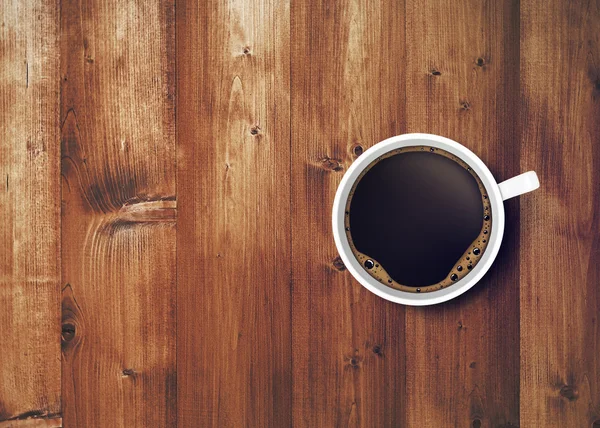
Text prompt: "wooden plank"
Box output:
[[520, 0, 600, 426], [176, 0, 291, 426], [403, 0, 520, 426], [0, 0, 61, 422], [60, 0, 176, 426], [0, 417, 62, 428], [290, 0, 407, 426]]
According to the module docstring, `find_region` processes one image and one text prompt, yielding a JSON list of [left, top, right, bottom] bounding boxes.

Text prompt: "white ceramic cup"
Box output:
[[332, 133, 539, 306]]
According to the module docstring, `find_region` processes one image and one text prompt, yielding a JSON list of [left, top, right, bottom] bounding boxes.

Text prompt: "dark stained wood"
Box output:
[[176, 0, 292, 426], [520, 0, 600, 426], [0, 0, 61, 422], [403, 0, 521, 426], [60, 0, 176, 426], [290, 0, 407, 426]]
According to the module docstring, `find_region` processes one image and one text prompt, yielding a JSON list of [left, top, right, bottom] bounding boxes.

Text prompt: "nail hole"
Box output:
[[476, 57, 485, 67]]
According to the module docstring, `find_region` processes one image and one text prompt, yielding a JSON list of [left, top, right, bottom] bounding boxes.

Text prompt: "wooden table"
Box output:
[[1, 0, 599, 426]]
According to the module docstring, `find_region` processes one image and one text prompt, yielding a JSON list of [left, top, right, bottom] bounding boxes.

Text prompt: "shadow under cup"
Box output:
[[343, 145, 492, 293]]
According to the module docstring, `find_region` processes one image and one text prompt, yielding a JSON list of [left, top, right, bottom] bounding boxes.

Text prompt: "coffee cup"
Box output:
[[332, 133, 539, 305]]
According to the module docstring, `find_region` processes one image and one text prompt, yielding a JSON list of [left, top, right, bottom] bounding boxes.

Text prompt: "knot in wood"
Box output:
[[319, 157, 343, 172], [559, 385, 578, 401], [61, 323, 76, 342], [332, 256, 346, 271]]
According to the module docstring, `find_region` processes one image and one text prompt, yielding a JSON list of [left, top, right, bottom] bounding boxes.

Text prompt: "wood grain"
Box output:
[[520, 0, 600, 426], [176, 0, 292, 426], [403, 0, 521, 426], [0, 417, 62, 428], [290, 0, 407, 426], [3, 0, 600, 426], [0, 0, 61, 421], [60, 0, 176, 426]]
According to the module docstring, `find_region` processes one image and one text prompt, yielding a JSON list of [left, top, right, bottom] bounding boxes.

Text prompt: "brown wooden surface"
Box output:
[[0, 418, 62, 428], [403, 0, 521, 426], [290, 0, 407, 426], [0, 0, 61, 422], [1, 0, 600, 427], [520, 0, 600, 426], [60, 0, 176, 426], [176, 0, 292, 426]]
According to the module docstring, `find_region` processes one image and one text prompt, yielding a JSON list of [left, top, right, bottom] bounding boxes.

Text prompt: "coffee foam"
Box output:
[[344, 146, 492, 293]]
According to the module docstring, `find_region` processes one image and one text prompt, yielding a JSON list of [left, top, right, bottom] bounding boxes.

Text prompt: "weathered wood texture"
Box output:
[[60, 0, 176, 426], [290, 0, 407, 426], [176, 0, 292, 426], [2, 0, 600, 426], [403, 0, 521, 426], [520, 0, 600, 426], [0, 0, 61, 421], [0, 417, 62, 428]]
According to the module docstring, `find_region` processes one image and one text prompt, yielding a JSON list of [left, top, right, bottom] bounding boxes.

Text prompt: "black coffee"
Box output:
[[345, 146, 492, 293]]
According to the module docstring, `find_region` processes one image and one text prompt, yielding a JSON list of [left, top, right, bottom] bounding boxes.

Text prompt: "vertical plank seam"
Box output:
[[174, 0, 178, 426], [288, 0, 295, 424], [516, 1, 522, 425], [402, 0, 409, 425], [58, 0, 64, 423]]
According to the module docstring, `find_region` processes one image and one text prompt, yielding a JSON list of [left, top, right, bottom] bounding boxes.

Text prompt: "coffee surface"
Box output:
[[345, 146, 492, 292]]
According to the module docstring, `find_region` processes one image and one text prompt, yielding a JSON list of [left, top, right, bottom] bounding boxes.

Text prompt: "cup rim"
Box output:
[[332, 133, 505, 306]]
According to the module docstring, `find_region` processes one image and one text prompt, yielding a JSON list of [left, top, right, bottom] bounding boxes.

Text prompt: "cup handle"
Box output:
[[498, 171, 540, 201]]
